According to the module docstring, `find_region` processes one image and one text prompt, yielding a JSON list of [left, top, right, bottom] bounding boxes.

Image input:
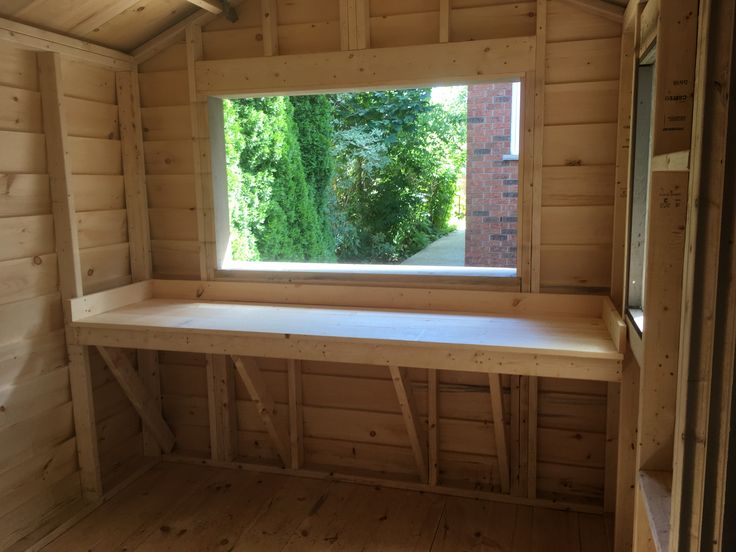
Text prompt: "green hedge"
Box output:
[[224, 88, 466, 264]]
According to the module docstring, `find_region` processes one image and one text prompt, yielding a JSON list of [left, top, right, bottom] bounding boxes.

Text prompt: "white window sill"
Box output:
[[216, 261, 518, 289]]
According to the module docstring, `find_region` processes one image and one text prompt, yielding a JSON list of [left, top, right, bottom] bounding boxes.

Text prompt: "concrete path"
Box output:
[[402, 229, 465, 266]]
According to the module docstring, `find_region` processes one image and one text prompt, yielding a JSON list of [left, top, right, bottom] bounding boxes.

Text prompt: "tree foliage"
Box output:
[[224, 87, 466, 264]]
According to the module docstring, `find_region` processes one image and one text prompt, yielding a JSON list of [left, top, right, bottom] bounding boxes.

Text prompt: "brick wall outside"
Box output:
[[465, 83, 518, 268]]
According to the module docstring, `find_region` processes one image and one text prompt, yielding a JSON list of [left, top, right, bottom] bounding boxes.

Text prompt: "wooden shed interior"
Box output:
[[0, 0, 734, 550]]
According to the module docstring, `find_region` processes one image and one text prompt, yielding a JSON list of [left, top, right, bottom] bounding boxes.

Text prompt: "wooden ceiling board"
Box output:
[[0, 0, 198, 53], [78, 0, 199, 52]]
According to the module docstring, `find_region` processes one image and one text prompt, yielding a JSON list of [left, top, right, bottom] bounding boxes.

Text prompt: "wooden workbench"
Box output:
[[68, 279, 626, 383], [64, 278, 626, 502]]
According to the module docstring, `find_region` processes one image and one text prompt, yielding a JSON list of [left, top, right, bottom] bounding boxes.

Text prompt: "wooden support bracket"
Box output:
[[489, 373, 511, 493], [232, 355, 291, 466], [96, 346, 176, 453], [389, 366, 428, 483], [207, 354, 237, 461]]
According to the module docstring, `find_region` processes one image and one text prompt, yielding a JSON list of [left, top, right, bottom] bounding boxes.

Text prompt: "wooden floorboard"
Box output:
[[42, 463, 610, 551]]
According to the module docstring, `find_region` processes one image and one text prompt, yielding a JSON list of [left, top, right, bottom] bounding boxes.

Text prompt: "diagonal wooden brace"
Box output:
[[389, 365, 428, 483], [96, 346, 176, 453], [232, 355, 291, 467]]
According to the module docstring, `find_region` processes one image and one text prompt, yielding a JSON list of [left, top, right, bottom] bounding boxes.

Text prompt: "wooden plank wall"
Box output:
[[0, 44, 144, 549], [138, 40, 200, 279], [0, 43, 81, 551], [135, 0, 621, 508], [61, 60, 145, 492], [540, 0, 621, 292]]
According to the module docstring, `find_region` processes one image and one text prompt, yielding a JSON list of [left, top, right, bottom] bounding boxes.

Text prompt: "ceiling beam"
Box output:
[[0, 16, 134, 70], [69, 0, 141, 36], [133, 0, 242, 64], [185, 0, 223, 15], [558, 0, 625, 23]]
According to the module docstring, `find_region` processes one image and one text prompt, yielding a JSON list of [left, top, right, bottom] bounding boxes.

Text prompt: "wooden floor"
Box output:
[[44, 463, 614, 551]]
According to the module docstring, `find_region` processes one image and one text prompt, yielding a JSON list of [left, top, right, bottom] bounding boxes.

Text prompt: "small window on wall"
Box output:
[[627, 49, 656, 334], [508, 81, 521, 159], [209, 82, 523, 275]]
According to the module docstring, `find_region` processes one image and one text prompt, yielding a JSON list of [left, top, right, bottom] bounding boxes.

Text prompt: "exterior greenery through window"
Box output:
[[223, 88, 467, 264]]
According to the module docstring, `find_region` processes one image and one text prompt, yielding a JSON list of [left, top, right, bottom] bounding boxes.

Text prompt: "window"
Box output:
[[509, 81, 521, 159], [627, 49, 656, 333], [210, 81, 523, 278]]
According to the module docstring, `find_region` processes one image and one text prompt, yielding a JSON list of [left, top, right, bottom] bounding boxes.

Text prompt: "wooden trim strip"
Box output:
[[164, 454, 606, 514]]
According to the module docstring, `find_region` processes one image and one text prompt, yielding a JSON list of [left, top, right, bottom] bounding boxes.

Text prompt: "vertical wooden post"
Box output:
[[615, 350, 640, 552], [439, 0, 450, 43], [670, 0, 736, 548], [339, 0, 351, 51], [428, 369, 439, 486], [207, 355, 237, 461], [605, 380, 621, 513], [609, 3, 639, 313], [116, 70, 151, 283], [530, 0, 547, 293], [38, 51, 103, 501], [519, 72, 535, 292], [355, 0, 370, 50], [261, 0, 279, 56], [287, 359, 304, 469], [526, 376, 538, 497], [489, 373, 511, 493], [186, 24, 215, 281], [116, 69, 160, 457]]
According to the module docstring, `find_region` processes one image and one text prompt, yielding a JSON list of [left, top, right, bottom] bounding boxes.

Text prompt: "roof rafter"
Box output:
[[0, 16, 134, 70], [133, 0, 242, 64], [558, 0, 625, 23], [185, 0, 222, 15]]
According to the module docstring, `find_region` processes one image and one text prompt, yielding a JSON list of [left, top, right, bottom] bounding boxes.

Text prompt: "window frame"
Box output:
[[205, 73, 531, 289]]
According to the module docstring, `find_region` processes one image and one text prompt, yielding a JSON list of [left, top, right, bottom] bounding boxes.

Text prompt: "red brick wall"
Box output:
[[465, 83, 518, 268]]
